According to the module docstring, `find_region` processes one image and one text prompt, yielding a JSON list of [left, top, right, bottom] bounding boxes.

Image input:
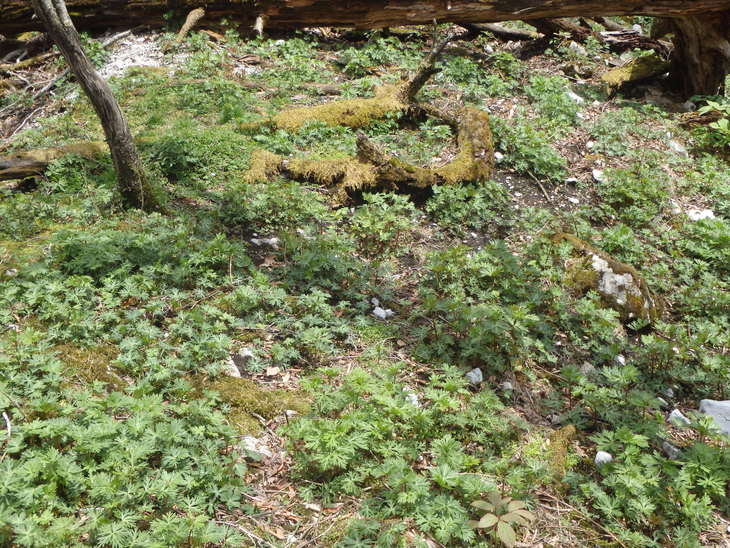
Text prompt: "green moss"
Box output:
[[272, 84, 406, 131], [553, 232, 662, 321], [547, 425, 576, 480], [191, 376, 310, 435], [601, 53, 670, 88], [56, 344, 126, 391]]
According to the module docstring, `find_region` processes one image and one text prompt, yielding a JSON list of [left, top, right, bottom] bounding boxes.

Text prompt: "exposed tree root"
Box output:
[[600, 52, 671, 91], [165, 8, 205, 51], [238, 32, 493, 201]]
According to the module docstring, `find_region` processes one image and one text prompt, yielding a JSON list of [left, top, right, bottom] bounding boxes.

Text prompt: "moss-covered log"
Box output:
[[0, 142, 107, 181]]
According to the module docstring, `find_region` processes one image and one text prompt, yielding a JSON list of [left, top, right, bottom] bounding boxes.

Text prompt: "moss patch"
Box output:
[[547, 424, 577, 480], [601, 53, 670, 89], [191, 376, 310, 435], [554, 232, 662, 321], [56, 344, 126, 391], [272, 84, 407, 131]]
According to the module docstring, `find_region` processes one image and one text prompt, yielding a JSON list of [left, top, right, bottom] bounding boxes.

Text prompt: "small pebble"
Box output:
[[372, 306, 394, 320], [686, 209, 715, 221], [661, 441, 681, 460], [568, 197, 580, 204], [499, 381, 514, 391], [592, 169, 606, 183], [595, 451, 613, 466]]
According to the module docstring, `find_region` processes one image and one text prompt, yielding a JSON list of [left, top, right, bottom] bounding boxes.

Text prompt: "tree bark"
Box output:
[[667, 13, 730, 98], [3, 1, 730, 35], [30, 0, 158, 210]]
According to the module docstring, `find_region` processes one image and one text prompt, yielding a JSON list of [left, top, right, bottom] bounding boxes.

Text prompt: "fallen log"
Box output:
[[0, 142, 106, 181], [1, 1, 728, 97]]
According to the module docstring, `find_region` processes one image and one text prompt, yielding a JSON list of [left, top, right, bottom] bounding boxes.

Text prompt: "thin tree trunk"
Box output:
[[30, 0, 158, 210]]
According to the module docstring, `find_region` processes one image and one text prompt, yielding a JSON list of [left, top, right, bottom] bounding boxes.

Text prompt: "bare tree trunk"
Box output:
[[30, 0, 158, 210]]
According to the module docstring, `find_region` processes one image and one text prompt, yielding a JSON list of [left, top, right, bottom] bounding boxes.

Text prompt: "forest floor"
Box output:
[[1, 20, 729, 548]]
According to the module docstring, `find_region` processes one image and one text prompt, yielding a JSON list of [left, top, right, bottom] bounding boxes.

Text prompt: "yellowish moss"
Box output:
[[241, 149, 283, 184], [272, 84, 407, 131], [601, 53, 671, 88], [547, 425, 577, 479], [435, 108, 494, 184], [56, 344, 126, 391], [1, 142, 107, 166], [190, 376, 310, 435]]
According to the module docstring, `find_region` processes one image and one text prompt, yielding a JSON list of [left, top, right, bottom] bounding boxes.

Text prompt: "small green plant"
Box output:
[[426, 180, 512, 236], [693, 97, 730, 150], [491, 113, 568, 181], [468, 493, 536, 547], [349, 193, 419, 255]]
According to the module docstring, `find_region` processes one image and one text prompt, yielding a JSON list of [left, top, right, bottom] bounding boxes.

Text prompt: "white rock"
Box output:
[[494, 151, 504, 161], [372, 306, 394, 320], [566, 90, 584, 104], [484, 44, 495, 54], [251, 237, 280, 249], [231, 348, 255, 370], [568, 41, 587, 56], [403, 387, 421, 408], [240, 436, 273, 459], [223, 357, 242, 378], [568, 197, 580, 204], [632, 24, 643, 33], [465, 368, 483, 386], [592, 255, 643, 308], [669, 409, 692, 428], [586, 141, 595, 149], [592, 169, 606, 183], [686, 209, 715, 221], [668, 140, 689, 158], [615, 355, 626, 366], [565, 177, 579, 184], [595, 451, 613, 466], [370, 297, 380, 307], [4, 268, 18, 277], [699, 400, 730, 435]]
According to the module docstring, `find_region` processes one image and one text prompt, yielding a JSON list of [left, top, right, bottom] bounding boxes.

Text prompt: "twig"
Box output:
[[9, 107, 43, 137], [527, 170, 552, 202], [216, 520, 276, 547]]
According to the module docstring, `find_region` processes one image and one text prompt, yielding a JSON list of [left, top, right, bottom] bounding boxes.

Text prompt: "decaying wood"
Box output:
[[2, 0, 729, 97], [0, 142, 107, 181], [4, 0, 730, 35], [461, 22, 538, 41], [168, 8, 205, 50]]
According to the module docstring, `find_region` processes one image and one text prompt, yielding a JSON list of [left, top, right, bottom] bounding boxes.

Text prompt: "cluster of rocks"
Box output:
[[371, 298, 394, 320]]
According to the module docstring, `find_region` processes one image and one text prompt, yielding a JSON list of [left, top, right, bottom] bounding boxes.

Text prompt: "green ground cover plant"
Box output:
[[1, 23, 729, 547]]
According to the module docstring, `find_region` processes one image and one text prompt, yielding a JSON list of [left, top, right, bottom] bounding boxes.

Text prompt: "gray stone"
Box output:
[[580, 362, 596, 375], [669, 409, 691, 428], [592, 169, 606, 183], [499, 381, 514, 391], [231, 348, 255, 370], [595, 451, 613, 466], [465, 368, 483, 386], [403, 387, 421, 408], [661, 441, 681, 460], [615, 354, 626, 366], [568, 41, 587, 57], [240, 436, 273, 459], [699, 400, 730, 435]]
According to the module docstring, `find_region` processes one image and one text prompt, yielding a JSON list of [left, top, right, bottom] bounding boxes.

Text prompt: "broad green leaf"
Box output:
[[507, 500, 527, 512], [478, 513, 498, 529], [471, 500, 494, 511], [497, 521, 517, 547]]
